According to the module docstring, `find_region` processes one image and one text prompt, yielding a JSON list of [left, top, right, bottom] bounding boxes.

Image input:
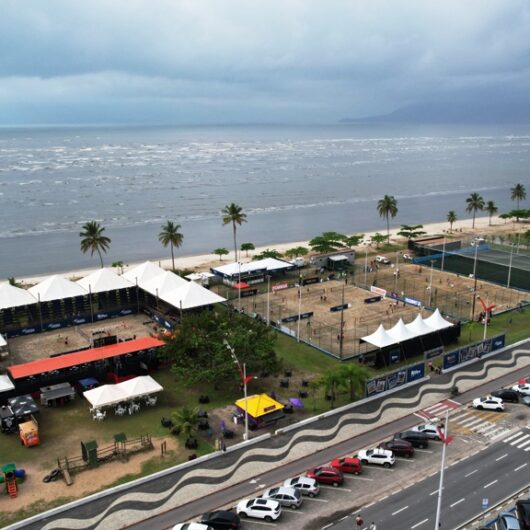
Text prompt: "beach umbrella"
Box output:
[[289, 397, 304, 408], [233, 282, 250, 289]]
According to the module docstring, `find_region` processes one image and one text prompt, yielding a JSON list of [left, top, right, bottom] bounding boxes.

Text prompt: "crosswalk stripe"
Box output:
[[517, 439, 530, 449], [503, 431, 523, 443], [525, 447, 530, 452], [457, 417, 484, 427], [511, 434, 530, 446], [451, 412, 471, 421], [426, 404, 450, 413], [474, 423, 498, 434]]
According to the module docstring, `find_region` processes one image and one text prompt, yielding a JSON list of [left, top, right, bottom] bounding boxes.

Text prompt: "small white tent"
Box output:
[[406, 314, 436, 336], [141, 270, 188, 296], [361, 324, 397, 348], [161, 281, 226, 310], [28, 275, 87, 302], [0, 283, 38, 310], [118, 375, 163, 399], [424, 309, 453, 330], [77, 268, 133, 293], [83, 384, 127, 409], [122, 261, 165, 285], [387, 318, 418, 342]]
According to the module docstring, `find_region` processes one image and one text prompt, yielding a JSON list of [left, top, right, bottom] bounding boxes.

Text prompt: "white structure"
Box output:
[[211, 258, 293, 280], [141, 270, 187, 296], [77, 268, 133, 293], [361, 324, 397, 348], [387, 318, 417, 342], [160, 281, 226, 310], [122, 261, 165, 285], [424, 309, 453, 330], [0, 283, 37, 309], [405, 314, 436, 336], [29, 275, 87, 302]]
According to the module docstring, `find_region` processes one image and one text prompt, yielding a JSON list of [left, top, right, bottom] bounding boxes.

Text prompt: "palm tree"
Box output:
[[511, 183, 527, 221], [465, 193, 485, 229], [222, 203, 247, 262], [171, 406, 199, 439], [158, 221, 184, 271], [338, 363, 371, 401], [377, 195, 398, 243], [447, 211, 457, 232], [485, 201, 498, 226], [79, 221, 111, 268], [317, 369, 344, 409]]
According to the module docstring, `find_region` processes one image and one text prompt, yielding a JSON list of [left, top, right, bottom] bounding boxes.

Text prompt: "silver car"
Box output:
[[411, 423, 442, 440], [498, 511, 521, 530], [283, 476, 320, 497], [262, 486, 303, 509]]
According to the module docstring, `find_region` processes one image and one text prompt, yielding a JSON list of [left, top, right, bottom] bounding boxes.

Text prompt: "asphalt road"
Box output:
[[329, 427, 530, 530], [126, 362, 530, 530]]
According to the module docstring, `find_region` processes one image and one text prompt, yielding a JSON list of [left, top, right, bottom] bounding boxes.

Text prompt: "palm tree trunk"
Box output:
[[171, 243, 175, 271], [472, 211, 476, 228], [232, 222, 238, 262], [386, 216, 390, 243], [97, 248, 104, 268]]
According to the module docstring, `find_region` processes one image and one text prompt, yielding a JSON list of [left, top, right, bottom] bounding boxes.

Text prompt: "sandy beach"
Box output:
[[13, 214, 518, 286]]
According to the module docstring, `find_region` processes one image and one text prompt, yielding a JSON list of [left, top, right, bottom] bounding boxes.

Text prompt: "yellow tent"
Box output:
[[234, 393, 284, 418]]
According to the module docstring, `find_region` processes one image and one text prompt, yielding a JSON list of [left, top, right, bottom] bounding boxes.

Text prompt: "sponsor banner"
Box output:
[[387, 369, 407, 390], [425, 346, 443, 360], [370, 285, 387, 298], [272, 283, 289, 292], [21, 327, 37, 335], [491, 334, 505, 351], [329, 303, 351, 313], [73, 318, 88, 325], [152, 312, 175, 329], [47, 322, 64, 330], [247, 277, 264, 285], [119, 309, 133, 316], [366, 376, 387, 396], [404, 296, 422, 307], [389, 348, 401, 364], [407, 363, 425, 382], [96, 313, 109, 320], [281, 311, 314, 323], [443, 351, 459, 370], [240, 288, 258, 298], [302, 277, 320, 286], [364, 296, 382, 304], [387, 291, 400, 300]]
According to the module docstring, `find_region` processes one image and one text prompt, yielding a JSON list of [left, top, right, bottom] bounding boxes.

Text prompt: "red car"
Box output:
[[330, 457, 362, 475], [379, 439, 415, 458], [306, 467, 344, 487]]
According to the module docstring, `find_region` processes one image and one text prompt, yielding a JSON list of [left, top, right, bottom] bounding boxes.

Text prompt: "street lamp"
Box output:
[[434, 411, 454, 529], [297, 275, 302, 343], [238, 261, 242, 311], [428, 260, 435, 307], [364, 244, 369, 286], [470, 243, 479, 320], [266, 275, 271, 326]]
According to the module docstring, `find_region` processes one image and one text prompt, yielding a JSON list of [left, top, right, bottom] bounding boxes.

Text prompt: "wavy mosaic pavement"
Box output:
[[27, 344, 530, 530]]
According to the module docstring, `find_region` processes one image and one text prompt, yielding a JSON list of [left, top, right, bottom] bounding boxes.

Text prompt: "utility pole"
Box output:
[[470, 244, 479, 320], [266, 275, 271, 326], [434, 410, 453, 529], [339, 283, 345, 359]]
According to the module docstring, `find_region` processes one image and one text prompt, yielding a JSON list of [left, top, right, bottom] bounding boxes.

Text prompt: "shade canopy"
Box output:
[[212, 258, 293, 278], [141, 270, 187, 296], [77, 268, 133, 293], [122, 261, 165, 285], [83, 384, 126, 408], [8, 395, 39, 417], [0, 334, 6, 348], [118, 375, 163, 398], [361, 324, 397, 348], [406, 314, 436, 336], [387, 319, 417, 342], [423, 309, 453, 330], [234, 393, 284, 418], [0, 282, 38, 309], [185, 272, 215, 281], [233, 282, 250, 289], [160, 281, 226, 310], [0, 375, 15, 393], [28, 275, 87, 302]]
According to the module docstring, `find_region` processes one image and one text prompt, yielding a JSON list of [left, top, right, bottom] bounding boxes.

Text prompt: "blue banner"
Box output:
[[443, 351, 459, 370], [491, 334, 505, 350], [406, 363, 425, 382], [365, 363, 423, 396]]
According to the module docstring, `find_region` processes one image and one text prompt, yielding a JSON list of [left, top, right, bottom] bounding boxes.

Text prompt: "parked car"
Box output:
[[376, 255, 390, 264], [393, 431, 430, 449], [492, 389, 520, 403], [357, 448, 395, 467], [498, 511, 521, 530], [306, 466, 344, 486], [512, 384, 530, 396], [402, 253, 414, 261], [199, 511, 240, 529], [283, 476, 320, 497], [173, 523, 213, 530], [472, 396, 504, 411], [411, 423, 442, 440], [261, 486, 302, 509], [378, 439, 415, 458], [330, 456, 362, 475], [236, 498, 281, 522], [516, 499, 530, 529], [522, 396, 530, 407]]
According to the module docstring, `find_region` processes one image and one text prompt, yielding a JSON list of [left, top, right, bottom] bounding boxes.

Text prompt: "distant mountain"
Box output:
[[342, 98, 530, 124]]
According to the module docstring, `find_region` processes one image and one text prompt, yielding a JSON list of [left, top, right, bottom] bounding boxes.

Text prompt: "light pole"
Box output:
[[238, 262, 242, 311], [297, 275, 302, 342], [394, 251, 400, 291], [470, 243, 479, 320], [266, 275, 271, 326], [507, 242, 514, 288], [434, 411, 452, 529], [428, 260, 434, 307], [364, 244, 369, 286], [441, 237, 446, 273]]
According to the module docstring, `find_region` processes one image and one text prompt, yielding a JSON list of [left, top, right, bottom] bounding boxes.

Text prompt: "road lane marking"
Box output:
[[484, 480, 498, 488], [306, 497, 329, 503], [429, 490, 438, 496], [392, 506, 409, 515], [242, 520, 278, 526], [511, 434, 530, 445], [503, 431, 523, 443], [465, 469, 478, 477], [320, 485, 353, 492], [363, 466, 395, 471], [347, 476, 374, 481], [495, 453, 508, 461], [395, 458, 415, 463], [411, 518, 429, 528], [518, 439, 530, 448], [514, 463, 528, 472], [415, 449, 434, 454], [450, 498, 465, 507]]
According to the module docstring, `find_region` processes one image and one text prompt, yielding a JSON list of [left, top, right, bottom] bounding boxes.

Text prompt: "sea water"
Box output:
[[0, 123, 528, 277]]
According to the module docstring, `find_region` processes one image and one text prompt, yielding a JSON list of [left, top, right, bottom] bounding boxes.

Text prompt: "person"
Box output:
[[369, 523, 377, 530], [355, 514, 364, 529]]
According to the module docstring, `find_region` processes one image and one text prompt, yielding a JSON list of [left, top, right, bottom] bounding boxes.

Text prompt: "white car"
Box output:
[[376, 255, 390, 264], [236, 498, 281, 522], [412, 423, 442, 440], [472, 396, 504, 411], [357, 448, 395, 468], [283, 476, 320, 497], [172, 524, 213, 530], [512, 383, 530, 396], [402, 253, 414, 261]]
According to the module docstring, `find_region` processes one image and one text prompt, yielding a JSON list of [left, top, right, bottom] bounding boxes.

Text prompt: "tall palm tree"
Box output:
[[465, 193, 485, 229], [447, 210, 457, 232], [222, 203, 247, 262], [485, 201, 498, 226], [338, 363, 371, 401], [79, 221, 111, 268], [158, 221, 184, 271], [377, 195, 398, 243], [511, 183, 527, 210]]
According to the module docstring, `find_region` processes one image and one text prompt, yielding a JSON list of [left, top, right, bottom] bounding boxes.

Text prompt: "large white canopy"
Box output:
[[406, 314, 436, 336], [387, 318, 417, 342], [212, 258, 293, 278], [83, 375, 163, 409], [28, 275, 87, 302], [361, 324, 397, 348], [185, 271, 215, 281], [77, 268, 133, 294], [160, 281, 226, 310], [141, 270, 187, 296], [0, 283, 38, 309], [423, 309, 453, 330], [122, 261, 165, 285]]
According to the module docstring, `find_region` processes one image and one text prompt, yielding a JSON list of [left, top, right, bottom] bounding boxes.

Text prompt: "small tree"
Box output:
[[240, 242, 255, 257], [112, 261, 124, 274], [370, 232, 386, 249], [447, 211, 457, 232], [397, 224, 427, 239], [317, 369, 344, 409], [465, 192, 485, 229], [284, 246, 309, 259], [309, 232, 347, 253], [213, 248, 229, 261], [377, 195, 398, 243], [344, 234, 365, 248], [337, 363, 371, 401], [171, 407, 200, 439], [254, 249, 283, 260], [510, 183, 527, 218]]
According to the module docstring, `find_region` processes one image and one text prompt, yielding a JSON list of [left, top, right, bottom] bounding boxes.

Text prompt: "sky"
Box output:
[[1, 0, 530, 125]]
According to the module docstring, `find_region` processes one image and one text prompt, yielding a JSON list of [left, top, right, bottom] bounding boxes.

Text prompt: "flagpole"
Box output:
[[434, 410, 450, 529], [297, 275, 302, 342]]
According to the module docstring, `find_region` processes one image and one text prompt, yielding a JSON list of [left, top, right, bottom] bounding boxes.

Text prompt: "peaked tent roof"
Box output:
[[141, 270, 188, 296], [406, 314, 436, 336], [423, 308, 453, 330], [28, 275, 87, 302], [77, 268, 134, 293], [361, 324, 397, 348], [211, 258, 293, 277], [387, 318, 418, 342], [0, 334, 6, 348], [185, 272, 215, 281], [83, 384, 127, 409], [122, 261, 165, 285], [0, 374, 15, 393], [0, 282, 38, 309], [234, 393, 284, 418], [160, 281, 226, 310], [118, 375, 163, 398]]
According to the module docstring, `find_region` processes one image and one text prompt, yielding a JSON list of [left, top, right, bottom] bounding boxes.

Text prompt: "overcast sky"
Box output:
[[1, 0, 530, 125]]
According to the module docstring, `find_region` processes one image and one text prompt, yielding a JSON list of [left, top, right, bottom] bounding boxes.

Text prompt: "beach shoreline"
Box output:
[[12, 214, 518, 286]]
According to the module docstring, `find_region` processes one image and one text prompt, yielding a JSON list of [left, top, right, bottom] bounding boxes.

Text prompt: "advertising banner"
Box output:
[[404, 296, 422, 307], [240, 288, 258, 298], [302, 277, 320, 286], [491, 334, 505, 351], [387, 369, 407, 390], [281, 312, 314, 323], [406, 363, 425, 382], [425, 346, 443, 360], [370, 286, 387, 298], [443, 351, 459, 370], [364, 296, 383, 304], [272, 283, 288, 292], [330, 303, 351, 313], [366, 376, 387, 396]]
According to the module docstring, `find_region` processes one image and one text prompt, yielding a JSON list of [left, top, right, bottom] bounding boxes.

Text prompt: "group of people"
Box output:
[[355, 514, 376, 529]]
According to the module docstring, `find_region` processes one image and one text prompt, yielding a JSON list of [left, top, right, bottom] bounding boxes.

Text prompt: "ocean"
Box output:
[[0, 123, 529, 278]]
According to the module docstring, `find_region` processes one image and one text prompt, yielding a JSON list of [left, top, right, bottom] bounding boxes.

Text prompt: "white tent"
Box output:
[[118, 375, 163, 398], [141, 270, 188, 296], [424, 308, 453, 330], [185, 272, 215, 281], [122, 261, 165, 285], [361, 324, 397, 348], [406, 314, 436, 336], [77, 268, 133, 294], [161, 281, 226, 310], [211, 258, 293, 278], [0, 334, 6, 348], [28, 275, 87, 302], [0, 374, 15, 393], [387, 318, 418, 342], [0, 283, 38, 310], [83, 384, 127, 409]]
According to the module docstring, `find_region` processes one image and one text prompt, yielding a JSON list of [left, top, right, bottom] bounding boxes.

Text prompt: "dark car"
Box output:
[[394, 431, 430, 449], [199, 511, 240, 529], [379, 438, 415, 458], [492, 389, 519, 403], [516, 499, 530, 530]]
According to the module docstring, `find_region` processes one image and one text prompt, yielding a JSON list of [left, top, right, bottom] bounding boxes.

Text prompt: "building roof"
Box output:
[[160, 281, 226, 310], [212, 258, 293, 278], [141, 270, 188, 296], [77, 268, 134, 293], [28, 275, 87, 302], [122, 261, 165, 285], [234, 393, 284, 418], [361, 324, 397, 348], [0, 282, 38, 309], [423, 308, 453, 330]]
